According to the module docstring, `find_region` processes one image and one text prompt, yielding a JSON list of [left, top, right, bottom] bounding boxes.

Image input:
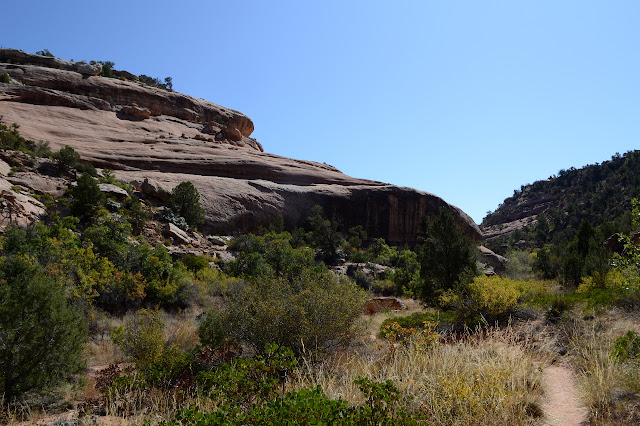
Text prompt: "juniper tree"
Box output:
[[170, 181, 205, 228], [0, 255, 87, 400], [418, 207, 478, 305]]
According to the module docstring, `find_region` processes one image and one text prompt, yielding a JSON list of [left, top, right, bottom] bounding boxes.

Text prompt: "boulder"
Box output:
[[98, 183, 129, 198], [7, 172, 68, 197], [0, 159, 11, 176], [112, 70, 138, 81], [121, 105, 151, 120], [76, 62, 102, 76], [141, 178, 172, 202], [220, 126, 243, 142], [364, 297, 407, 315], [605, 232, 640, 254], [479, 246, 507, 275], [207, 235, 229, 246], [163, 223, 191, 245], [0, 179, 46, 228], [337, 262, 391, 280]]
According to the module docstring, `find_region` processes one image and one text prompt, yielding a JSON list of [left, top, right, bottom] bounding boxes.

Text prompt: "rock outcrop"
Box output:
[[0, 48, 481, 244], [0, 49, 102, 76], [478, 246, 508, 275]]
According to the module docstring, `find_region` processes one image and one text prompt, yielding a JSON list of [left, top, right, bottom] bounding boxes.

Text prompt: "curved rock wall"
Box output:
[[0, 49, 481, 244]]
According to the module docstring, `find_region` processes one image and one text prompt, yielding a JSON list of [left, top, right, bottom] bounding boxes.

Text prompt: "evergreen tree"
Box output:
[[0, 255, 87, 400], [307, 205, 344, 264], [418, 207, 478, 305], [170, 181, 205, 228], [71, 172, 104, 216]]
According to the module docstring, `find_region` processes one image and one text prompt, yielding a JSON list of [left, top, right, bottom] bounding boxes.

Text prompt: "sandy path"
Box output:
[[542, 364, 589, 425]]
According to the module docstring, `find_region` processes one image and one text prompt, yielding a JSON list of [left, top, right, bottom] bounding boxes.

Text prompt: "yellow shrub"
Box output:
[[467, 276, 520, 316], [578, 269, 627, 293]]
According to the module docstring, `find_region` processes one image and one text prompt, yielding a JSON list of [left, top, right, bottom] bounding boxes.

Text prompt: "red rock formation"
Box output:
[[0, 49, 481, 244]]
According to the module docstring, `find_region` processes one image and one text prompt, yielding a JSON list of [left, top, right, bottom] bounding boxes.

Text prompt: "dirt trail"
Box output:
[[542, 364, 589, 425]]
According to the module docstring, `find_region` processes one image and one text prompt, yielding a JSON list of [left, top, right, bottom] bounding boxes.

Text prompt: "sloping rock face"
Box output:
[[0, 49, 480, 244]]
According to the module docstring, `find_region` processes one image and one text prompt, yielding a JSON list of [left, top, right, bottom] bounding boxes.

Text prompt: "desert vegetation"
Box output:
[[1, 122, 640, 424]]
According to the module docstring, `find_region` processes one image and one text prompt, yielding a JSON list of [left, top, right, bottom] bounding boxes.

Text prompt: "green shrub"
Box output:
[[109, 309, 194, 390], [83, 214, 132, 264], [0, 255, 88, 400], [199, 308, 228, 350], [578, 268, 627, 293], [96, 271, 146, 313], [76, 161, 97, 176], [180, 253, 210, 273], [347, 225, 367, 249], [226, 232, 315, 280], [54, 145, 80, 173], [505, 249, 535, 280], [35, 49, 54, 57], [370, 278, 398, 296], [159, 207, 189, 231], [192, 267, 240, 298], [307, 205, 345, 264], [123, 196, 151, 234], [111, 309, 166, 373], [380, 311, 438, 332], [368, 238, 398, 266], [197, 344, 297, 407], [612, 330, 640, 361], [544, 296, 572, 323], [0, 72, 10, 83], [138, 74, 172, 89], [175, 373, 415, 425], [210, 272, 365, 356], [99, 60, 115, 78], [0, 121, 42, 155]]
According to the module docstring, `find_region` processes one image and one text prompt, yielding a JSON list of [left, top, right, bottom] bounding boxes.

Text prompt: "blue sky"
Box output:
[[3, 1, 639, 224]]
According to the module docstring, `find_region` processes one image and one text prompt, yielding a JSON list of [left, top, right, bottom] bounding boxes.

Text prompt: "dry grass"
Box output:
[[292, 323, 550, 425], [163, 308, 200, 351], [15, 302, 640, 425], [568, 309, 640, 424]]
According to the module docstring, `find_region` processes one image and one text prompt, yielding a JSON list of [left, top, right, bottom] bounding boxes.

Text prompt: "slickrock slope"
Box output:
[[0, 49, 480, 244]]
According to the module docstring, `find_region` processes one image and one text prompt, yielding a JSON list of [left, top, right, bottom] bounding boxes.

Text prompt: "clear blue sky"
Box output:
[[3, 1, 639, 224]]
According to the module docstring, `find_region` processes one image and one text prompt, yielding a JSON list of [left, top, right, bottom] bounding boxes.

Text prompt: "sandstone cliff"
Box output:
[[0, 48, 480, 244]]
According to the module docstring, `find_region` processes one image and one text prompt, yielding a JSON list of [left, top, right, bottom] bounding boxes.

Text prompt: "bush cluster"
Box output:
[[200, 271, 365, 357]]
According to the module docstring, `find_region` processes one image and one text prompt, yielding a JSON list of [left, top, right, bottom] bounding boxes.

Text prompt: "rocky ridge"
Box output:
[[0, 48, 481, 244], [481, 150, 640, 250]]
